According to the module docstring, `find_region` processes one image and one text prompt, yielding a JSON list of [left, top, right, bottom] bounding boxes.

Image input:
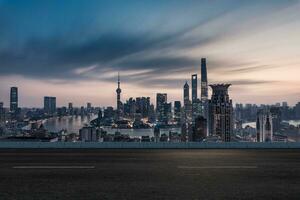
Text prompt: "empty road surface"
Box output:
[[0, 149, 299, 200]]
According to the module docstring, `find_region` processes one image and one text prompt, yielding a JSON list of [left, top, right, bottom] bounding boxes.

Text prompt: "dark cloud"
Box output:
[[120, 56, 199, 69], [0, 27, 217, 80], [0, 0, 255, 81], [0, 0, 295, 87]]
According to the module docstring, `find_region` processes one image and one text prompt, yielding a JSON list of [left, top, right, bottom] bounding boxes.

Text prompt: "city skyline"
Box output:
[[1, 2, 300, 199], [0, 72, 298, 108], [1, 0, 300, 107]]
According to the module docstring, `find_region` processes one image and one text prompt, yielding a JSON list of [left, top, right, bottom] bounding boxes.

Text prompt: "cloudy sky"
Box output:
[[0, 0, 300, 108]]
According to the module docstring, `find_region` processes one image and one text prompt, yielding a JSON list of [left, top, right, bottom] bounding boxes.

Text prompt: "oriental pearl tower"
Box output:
[[116, 73, 122, 119]]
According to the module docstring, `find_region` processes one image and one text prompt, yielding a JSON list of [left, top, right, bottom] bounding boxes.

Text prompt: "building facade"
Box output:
[[201, 58, 208, 136], [270, 107, 282, 134], [44, 96, 56, 115], [183, 82, 190, 107], [208, 84, 233, 142], [257, 109, 273, 142], [200, 58, 208, 101], [0, 102, 5, 123], [79, 126, 98, 142], [10, 87, 18, 113], [191, 74, 197, 103], [68, 102, 73, 115], [174, 101, 181, 124], [156, 93, 167, 123]]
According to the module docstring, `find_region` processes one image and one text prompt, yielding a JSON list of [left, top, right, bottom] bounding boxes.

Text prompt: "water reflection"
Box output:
[[242, 120, 300, 129], [43, 115, 181, 137], [284, 120, 300, 127], [43, 115, 96, 133]]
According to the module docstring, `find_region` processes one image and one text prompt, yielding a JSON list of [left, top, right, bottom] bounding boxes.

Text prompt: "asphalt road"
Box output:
[[0, 149, 299, 200]]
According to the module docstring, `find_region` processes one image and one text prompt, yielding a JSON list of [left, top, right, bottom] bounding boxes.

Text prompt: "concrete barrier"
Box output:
[[0, 142, 299, 149]]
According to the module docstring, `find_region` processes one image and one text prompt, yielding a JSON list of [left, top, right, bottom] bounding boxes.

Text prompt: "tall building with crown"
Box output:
[[208, 84, 233, 142], [183, 81, 190, 107]]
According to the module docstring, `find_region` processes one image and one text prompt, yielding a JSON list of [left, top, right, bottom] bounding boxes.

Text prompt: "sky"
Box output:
[[0, 0, 300, 108]]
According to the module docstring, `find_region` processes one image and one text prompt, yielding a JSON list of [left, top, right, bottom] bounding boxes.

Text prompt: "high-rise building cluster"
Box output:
[[233, 102, 298, 142], [111, 58, 234, 142], [180, 58, 233, 142]]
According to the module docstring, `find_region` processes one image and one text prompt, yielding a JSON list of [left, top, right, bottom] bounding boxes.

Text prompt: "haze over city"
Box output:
[[1, 0, 300, 107]]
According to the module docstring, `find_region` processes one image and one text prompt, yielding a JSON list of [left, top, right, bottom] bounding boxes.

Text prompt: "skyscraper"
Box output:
[[0, 102, 5, 123], [174, 101, 181, 124], [183, 82, 190, 107], [87, 103, 92, 109], [201, 58, 209, 136], [148, 104, 156, 123], [182, 82, 192, 140], [156, 94, 167, 110], [68, 102, 73, 115], [295, 102, 300, 119], [201, 58, 208, 101], [116, 73, 122, 119], [162, 102, 172, 124], [97, 108, 103, 126], [191, 74, 201, 121], [183, 81, 192, 125], [135, 97, 150, 118], [282, 102, 288, 107], [44, 96, 56, 115], [270, 107, 282, 134], [257, 109, 273, 142], [10, 87, 18, 113], [87, 102, 92, 113], [208, 84, 233, 142], [235, 103, 243, 122], [191, 74, 197, 103], [192, 98, 203, 120], [156, 93, 167, 122]]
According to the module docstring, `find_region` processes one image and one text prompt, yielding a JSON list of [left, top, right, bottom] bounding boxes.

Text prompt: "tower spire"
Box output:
[[116, 72, 122, 119], [118, 72, 120, 88]]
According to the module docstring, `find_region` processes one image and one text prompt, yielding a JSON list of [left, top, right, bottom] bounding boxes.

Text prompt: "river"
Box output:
[[42, 115, 180, 136]]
